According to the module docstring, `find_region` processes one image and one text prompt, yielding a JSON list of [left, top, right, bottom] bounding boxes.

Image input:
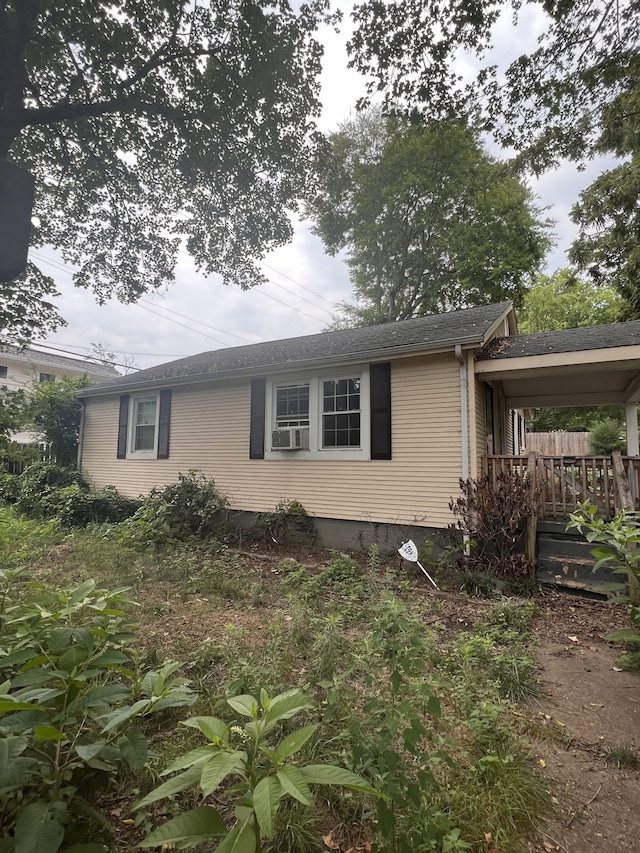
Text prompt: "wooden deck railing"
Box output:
[[482, 453, 640, 520]]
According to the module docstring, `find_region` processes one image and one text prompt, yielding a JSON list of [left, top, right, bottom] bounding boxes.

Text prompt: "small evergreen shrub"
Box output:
[[589, 418, 626, 455]]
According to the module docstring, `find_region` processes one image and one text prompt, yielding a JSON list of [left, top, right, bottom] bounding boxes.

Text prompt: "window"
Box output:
[[117, 390, 172, 460], [265, 370, 370, 459], [275, 383, 310, 428], [322, 378, 360, 447], [39, 372, 54, 383], [250, 363, 391, 461], [0, 366, 7, 379], [132, 397, 158, 453]]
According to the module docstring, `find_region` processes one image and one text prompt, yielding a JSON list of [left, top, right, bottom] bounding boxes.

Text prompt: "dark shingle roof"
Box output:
[[83, 302, 512, 395], [1, 344, 119, 377], [476, 320, 640, 360]]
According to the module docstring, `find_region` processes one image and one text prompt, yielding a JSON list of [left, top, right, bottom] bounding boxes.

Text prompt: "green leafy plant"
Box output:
[[136, 687, 379, 851], [334, 595, 460, 853], [589, 418, 626, 455], [568, 501, 640, 668], [0, 574, 197, 852], [121, 470, 229, 546], [253, 499, 316, 548]]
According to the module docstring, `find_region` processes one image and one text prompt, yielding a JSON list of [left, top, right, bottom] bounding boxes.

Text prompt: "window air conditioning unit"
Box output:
[[271, 428, 309, 450]]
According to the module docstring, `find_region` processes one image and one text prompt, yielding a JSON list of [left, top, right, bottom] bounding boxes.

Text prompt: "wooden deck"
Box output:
[[483, 453, 640, 520]]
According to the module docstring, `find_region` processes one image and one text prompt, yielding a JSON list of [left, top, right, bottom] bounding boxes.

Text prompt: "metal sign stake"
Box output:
[[397, 539, 439, 590]]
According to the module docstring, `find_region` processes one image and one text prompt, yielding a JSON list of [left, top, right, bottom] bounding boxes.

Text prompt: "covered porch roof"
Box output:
[[475, 321, 640, 410]]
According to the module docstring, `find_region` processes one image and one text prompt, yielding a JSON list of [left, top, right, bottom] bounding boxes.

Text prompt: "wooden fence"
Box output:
[[524, 432, 590, 457]]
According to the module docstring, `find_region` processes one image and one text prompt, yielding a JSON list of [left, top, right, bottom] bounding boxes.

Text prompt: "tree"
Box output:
[[569, 75, 640, 315], [28, 374, 92, 467], [348, 0, 637, 171], [0, 0, 333, 341], [306, 111, 550, 325], [518, 269, 624, 334], [519, 270, 625, 433], [347, 0, 640, 312]]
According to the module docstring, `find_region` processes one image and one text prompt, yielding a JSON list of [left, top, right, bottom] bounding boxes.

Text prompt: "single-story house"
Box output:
[[78, 301, 640, 547]]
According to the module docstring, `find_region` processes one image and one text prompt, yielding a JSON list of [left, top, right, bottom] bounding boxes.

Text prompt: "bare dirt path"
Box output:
[[528, 596, 640, 852]]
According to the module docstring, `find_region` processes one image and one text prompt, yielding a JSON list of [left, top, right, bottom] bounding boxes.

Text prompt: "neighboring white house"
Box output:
[[0, 345, 119, 444]]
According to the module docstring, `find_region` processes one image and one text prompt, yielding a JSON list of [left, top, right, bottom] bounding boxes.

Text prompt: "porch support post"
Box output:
[[625, 403, 639, 456]]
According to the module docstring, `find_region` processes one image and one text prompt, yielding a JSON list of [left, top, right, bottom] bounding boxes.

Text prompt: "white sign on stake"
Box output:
[[397, 539, 439, 590]]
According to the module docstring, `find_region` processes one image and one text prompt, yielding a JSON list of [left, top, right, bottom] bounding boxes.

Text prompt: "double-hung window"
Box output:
[[117, 390, 171, 460], [275, 383, 310, 429], [322, 378, 360, 448], [266, 369, 369, 459], [132, 396, 158, 454]]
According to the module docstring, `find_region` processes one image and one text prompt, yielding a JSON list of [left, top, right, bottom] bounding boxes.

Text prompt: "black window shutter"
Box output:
[[370, 362, 392, 460], [117, 394, 129, 459], [157, 390, 172, 459], [250, 377, 266, 459]]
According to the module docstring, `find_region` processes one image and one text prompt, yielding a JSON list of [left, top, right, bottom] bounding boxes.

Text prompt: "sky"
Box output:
[[29, 5, 613, 374]]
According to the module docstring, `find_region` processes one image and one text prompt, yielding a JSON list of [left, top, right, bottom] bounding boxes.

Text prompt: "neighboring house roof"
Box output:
[[81, 301, 514, 397], [476, 320, 640, 361], [0, 344, 119, 378]]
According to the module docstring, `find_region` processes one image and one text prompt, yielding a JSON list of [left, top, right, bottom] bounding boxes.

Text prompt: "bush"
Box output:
[[56, 483, 142, 526], [12, 462, 140, 527], [589, 418, 626, 455], [252, 498, 316, 547], [0, 570, 197, 851], [449, 471, 541, 580], [0, 472, 21, 504], [15, 461, 88, 517], [122, 470, 229, 545]]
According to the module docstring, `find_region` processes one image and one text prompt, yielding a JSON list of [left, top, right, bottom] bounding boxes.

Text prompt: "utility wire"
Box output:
[[139, 299, 254, 344], [29, 341, 141, 372]]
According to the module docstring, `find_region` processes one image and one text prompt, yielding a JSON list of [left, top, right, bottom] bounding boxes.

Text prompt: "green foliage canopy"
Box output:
[[1, 0, 333, 341], [348, 0, 637, 171], [28, 374, 92, 467], [519, 270, 625, 433], [348, 0, 639, 313], [518, 269, 624, 334], [307, 112, 550, 325]]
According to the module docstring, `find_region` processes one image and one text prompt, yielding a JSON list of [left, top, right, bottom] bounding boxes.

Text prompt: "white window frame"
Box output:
[[127, 393, 160, 459], [265, 366, 370, 460]]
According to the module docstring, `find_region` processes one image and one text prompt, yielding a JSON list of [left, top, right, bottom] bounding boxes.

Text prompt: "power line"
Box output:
[[258, 259, 337, 308], [30, 341, 141, 372], [37, 340, 188, 359], [30, 249, 331, 337], [30, 251, 252, 346], [139, 299, 254, 344], [135, 302, 237, 347], [176, 244, 336, 318]]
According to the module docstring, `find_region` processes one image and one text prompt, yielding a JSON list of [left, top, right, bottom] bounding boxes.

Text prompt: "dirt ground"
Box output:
[[526, 594, 640, 853], [122, 550, 640, 852]]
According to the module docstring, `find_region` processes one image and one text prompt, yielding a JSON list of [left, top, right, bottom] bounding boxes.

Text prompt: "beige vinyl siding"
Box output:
[[82, 353, 465, 528]]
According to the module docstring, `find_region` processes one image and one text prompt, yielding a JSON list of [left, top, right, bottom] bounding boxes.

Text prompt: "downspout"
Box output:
[[77, 399, 85, 472], [455, 345, 471, 554], [455, 345, 469, 481]]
